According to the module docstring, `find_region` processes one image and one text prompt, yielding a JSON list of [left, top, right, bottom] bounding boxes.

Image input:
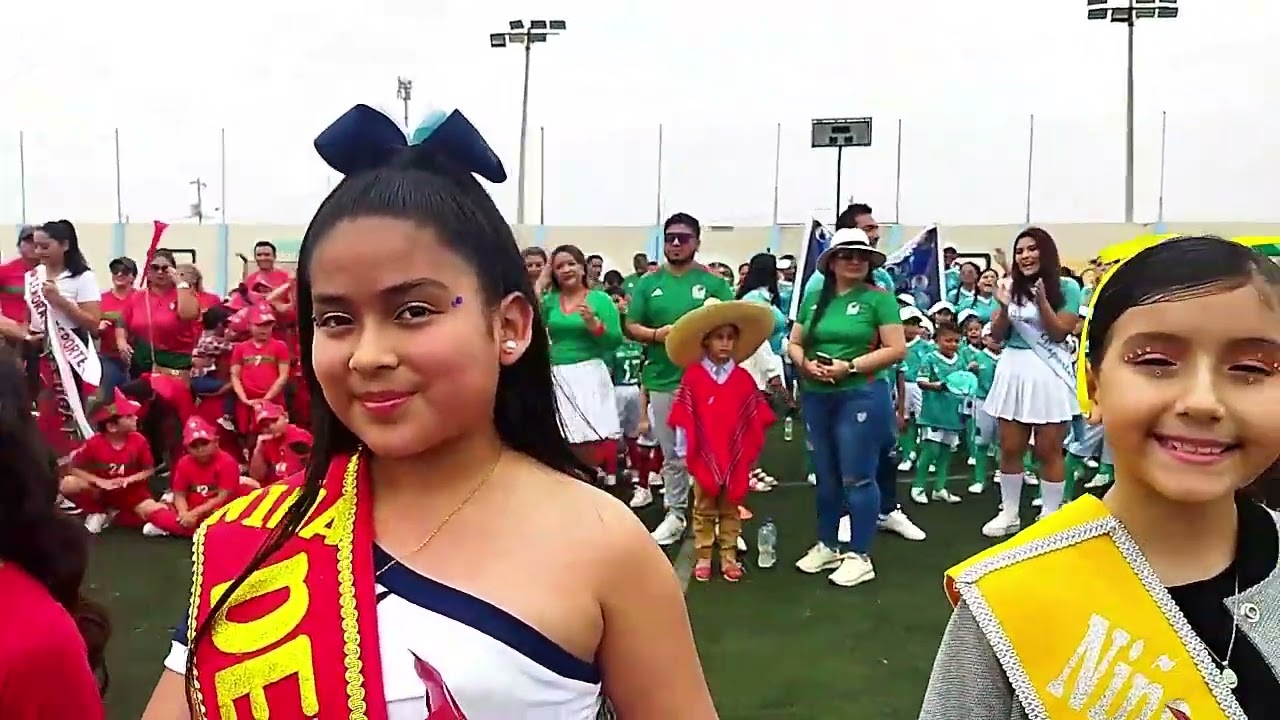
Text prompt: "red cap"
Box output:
[[90, 387, 143, 425], [182, 416, 217, 446], [248, 303, 276, 326], [253, 400, 286, 428]]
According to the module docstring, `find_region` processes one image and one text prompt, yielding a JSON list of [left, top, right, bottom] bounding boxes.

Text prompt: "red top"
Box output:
[[172, 449, 241, 506], [244, 268, 291, 303], [0, 563, 104, 720], [98, 289, 133, 356], [232, 338, 290, 398], [198, 291, 222, 312], [0, 258, 31, 324], [257, 425, 313, 483], [74, 432, 154, 478], [667, 363, 775, 504], [120, 287, 199, 354]]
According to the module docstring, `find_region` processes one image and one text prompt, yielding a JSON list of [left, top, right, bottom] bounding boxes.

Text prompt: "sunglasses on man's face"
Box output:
[[664, 232, 696, 245]]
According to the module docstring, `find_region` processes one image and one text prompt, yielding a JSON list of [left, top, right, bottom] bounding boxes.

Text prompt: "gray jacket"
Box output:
[[918, 511, 1280, 720]]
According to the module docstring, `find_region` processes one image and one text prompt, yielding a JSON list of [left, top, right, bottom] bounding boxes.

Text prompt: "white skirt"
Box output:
[[983, 347, 1078, 425], [552, 358, 622, 444]]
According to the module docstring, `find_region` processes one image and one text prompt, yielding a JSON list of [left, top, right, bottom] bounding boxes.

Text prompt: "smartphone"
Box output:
[[814, 353, 835, 367]]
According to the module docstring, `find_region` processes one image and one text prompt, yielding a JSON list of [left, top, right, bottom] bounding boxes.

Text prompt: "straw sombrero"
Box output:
[[665, 299, 775, 368], [816, 228, 887, 272]]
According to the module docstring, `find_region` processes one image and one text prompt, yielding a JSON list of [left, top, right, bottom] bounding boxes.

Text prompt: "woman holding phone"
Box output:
[[788, 228, 906, 589]]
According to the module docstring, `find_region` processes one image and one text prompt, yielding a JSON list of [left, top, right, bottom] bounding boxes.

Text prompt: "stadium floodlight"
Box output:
[[1086, 0, 1179, 223], [490, 20, 568, 225], [812, 118, 873, 224]]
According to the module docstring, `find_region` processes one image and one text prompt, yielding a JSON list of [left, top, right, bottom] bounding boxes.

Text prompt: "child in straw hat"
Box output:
[[665, 299, 776, 582]]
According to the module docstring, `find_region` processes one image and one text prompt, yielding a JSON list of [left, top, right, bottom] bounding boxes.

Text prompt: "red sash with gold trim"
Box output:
[[188, 451, 387, 720]]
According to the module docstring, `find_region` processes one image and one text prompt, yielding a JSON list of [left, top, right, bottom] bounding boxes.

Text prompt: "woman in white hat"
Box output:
[[787, 228, 906, 588]]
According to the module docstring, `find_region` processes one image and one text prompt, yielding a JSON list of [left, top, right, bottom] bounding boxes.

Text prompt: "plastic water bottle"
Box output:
[[783, 414, 794, 442], [757, 519, 778, 568]]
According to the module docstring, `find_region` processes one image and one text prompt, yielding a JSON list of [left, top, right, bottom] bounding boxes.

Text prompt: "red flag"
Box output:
[[136, 220, 170, 289]]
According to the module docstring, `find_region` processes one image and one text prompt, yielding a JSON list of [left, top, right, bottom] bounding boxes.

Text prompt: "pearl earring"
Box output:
[[503, 340, 517, 352]]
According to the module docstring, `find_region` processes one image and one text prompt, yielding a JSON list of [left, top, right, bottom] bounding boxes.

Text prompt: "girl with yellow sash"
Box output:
[[141, 104, 717, 720], [920, 235, 1280, 719]]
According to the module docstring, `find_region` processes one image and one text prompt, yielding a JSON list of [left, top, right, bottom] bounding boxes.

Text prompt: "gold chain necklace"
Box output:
[[374, 452, 503, 578]]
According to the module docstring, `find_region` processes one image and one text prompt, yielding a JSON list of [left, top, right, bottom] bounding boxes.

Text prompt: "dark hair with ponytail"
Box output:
[[1086, 235, 1280, 505], [184, 109, 594, 705], [0, 345, 111, 694], [39, 220, 92, 277]]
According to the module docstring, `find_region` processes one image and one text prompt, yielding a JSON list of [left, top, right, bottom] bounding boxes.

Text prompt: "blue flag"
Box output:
[[884, 225, 945, 310], [788, 218, 831, 320]]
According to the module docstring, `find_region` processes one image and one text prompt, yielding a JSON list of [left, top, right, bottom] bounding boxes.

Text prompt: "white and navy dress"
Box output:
[[165, 547, 604, 719]]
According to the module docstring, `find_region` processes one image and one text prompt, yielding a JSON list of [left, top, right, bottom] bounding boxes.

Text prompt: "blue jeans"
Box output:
[[869, 379, 901, 516], [802, 381, 891, 554], [99, 355, 130, 399], [190, 376, 235, 416]]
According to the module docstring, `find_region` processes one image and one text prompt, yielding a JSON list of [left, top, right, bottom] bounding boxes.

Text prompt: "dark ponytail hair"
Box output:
[[1086, 235, 1280, 505], [185, 115, 594, 704], [0, 345, 111, 694], [40, 220, 92, 277]]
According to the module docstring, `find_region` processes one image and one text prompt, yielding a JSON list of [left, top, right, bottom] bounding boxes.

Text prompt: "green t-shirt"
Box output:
[[1004, 277, 1084, 350], [542, 288, 623, 366], [795, 283, 901, 393], [961, 344, 1000, 400], [627, 266, 734, 392], [916, 350, 966, 431], [903, 337, 935, 380], [622, 272, 645, 297], [611, 339, 644, 386]]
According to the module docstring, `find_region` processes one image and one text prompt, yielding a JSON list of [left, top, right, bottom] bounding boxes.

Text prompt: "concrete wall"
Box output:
[[18, 220, 1280, 294]]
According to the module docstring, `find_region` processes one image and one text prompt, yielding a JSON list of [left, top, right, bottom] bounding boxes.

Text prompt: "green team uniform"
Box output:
[[611, 339, 644, 386], [542, 289, 623, 365], [795, 284, 901, 393], [1004, 278, 1084, 349], [903, 337, 935, 382], [915, 351, 966, 432], [622, 272, 646, 297], [627, 266, 733, 392], [961, 344, 1000, 401]]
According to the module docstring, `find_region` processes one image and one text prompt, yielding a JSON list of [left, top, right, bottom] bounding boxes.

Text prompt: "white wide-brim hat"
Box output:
[[816, 228, 887, 273]]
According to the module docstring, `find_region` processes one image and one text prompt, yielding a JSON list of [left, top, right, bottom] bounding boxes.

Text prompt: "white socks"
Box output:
[[998, 472, 1024, 517], [1040, 480, 1065, 515]]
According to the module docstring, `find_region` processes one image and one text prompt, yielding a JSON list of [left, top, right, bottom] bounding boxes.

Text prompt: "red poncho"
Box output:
[[667, 362, 775, 505]]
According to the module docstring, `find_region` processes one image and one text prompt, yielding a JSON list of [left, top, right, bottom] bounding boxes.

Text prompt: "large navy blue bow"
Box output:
[[314, 104, 507, 183]]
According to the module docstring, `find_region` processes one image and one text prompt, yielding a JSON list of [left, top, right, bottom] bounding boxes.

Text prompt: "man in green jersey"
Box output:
[[624, 213, 734, 545], [621, 252, 649, 297]]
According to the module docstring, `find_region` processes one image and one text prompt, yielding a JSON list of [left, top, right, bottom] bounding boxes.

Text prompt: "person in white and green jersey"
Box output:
[[624, 212, 733, 546]]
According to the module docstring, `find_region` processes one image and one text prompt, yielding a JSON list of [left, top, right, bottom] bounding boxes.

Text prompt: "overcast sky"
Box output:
[[2, 0, 1277, 227]]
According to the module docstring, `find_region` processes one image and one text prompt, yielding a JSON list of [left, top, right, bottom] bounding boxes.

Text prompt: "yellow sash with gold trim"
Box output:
[[944, 496, 1246, 720]]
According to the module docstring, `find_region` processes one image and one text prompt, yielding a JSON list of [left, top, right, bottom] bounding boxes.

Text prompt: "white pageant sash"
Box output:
[[25, 266, 101, 438], [1007, 299, 1077, 395]]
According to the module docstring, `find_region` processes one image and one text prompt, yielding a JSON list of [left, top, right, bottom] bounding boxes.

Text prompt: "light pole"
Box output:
[[810, 118, 873, 224], [490, 19, 567, 225], [1087, 0, 1178, 223], [396, 77, 413, 130]]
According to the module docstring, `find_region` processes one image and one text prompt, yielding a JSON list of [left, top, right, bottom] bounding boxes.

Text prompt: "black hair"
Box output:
[[18, 225, 35, 243], [1009, 227, 1065, 310], [586, 253, 603, 265], [151, 249, 177, 267], [709, 262, 734, 285], [548, 244, 589, 292], [736, 253, 781, 307], [38, 220, 91, 277], [108, 256, 138, 276], [0, 345, 111, 694], [1085, 236, 1280, 503], [602, 269, 624, 288], [835, 203, 873, 230], [232, 284, 250, 301], [521, 246, 548, 260], [253, 240, 278, 256], [604, 286, 626, 299], [202, 304, 232, 331], [663, 212, 701, 237], [933, 321, 962, 340], [185, 131, 594, 702]]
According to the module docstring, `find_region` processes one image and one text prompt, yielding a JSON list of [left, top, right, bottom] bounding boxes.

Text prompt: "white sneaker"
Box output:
[[878, 509, 926, 541], [910, 487, 929, 505], [966, 456, 976, 466], [84, 513, 110, 535], [650, 512, 686, 546], [795, 543, 844, 574], [931, 489, 962, 504], [763, 473, 779, 487], [806, 472, 817, 485], [141, 522, 169, 538], [967, 482, 985, 495], [58, 495, 83, 516], [982, 513, 1022, 539], [648, 472, 663, 488], [828, 554, 876, 587], [737, 536, 748, 553], [629, 486, 653, 509], [1085, 473, 1112, 489], [1025, 473, 1040, 486], [927, 465, 937, 474], [1031, 496, 1043, 508], [837, 515, 851, 544], [750, 479, 773, 493], [1085, 458, 1100, 469], [896, 458, 914, 472]]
